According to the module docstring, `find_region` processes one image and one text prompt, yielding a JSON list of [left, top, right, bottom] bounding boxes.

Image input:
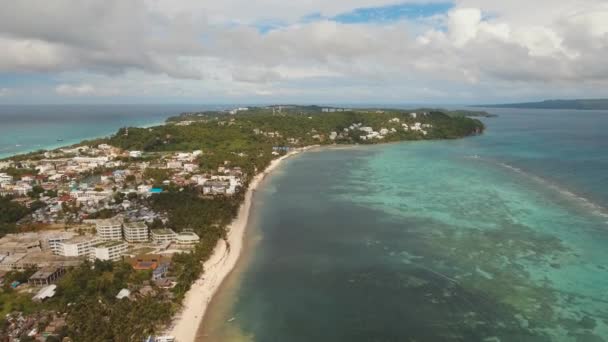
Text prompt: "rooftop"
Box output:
[[95, 241, 127, 248], [124, 221, 148, 230], [151, 228, 176, 236], [29, 267, 62, 280], [96, 217, 123, 227]]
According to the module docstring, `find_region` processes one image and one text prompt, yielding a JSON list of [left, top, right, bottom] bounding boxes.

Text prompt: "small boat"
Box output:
[[227, 317, 236, 323], [57, 138, 64, 142]]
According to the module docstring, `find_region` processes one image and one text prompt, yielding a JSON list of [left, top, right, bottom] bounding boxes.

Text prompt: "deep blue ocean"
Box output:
[[0, 104, 226, 158], [202, 109, 608, 341]]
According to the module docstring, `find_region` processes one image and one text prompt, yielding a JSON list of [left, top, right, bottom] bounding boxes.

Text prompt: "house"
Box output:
[[202, 180, 229, 195], [28, 267, 66, 286], [152, 263, 169, 280], [0, 173, 12, 184], [116, 288, 131, 299], [167, 161, 183, 169], [154, 278, 174, 289], [32, 284, 57, 301], [129, 151, 143, 158]]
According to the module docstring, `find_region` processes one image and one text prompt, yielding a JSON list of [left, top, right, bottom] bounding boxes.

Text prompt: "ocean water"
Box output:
[[201, 109, 608, 341], [0, 104, 223, 158]]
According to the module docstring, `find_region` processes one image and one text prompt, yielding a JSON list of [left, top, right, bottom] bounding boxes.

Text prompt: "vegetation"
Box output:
[[0, 196, 32, 236], [50, 260, 172, 341]]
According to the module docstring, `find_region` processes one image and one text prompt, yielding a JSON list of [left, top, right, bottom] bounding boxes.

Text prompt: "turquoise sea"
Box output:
[[0, 104, 224, 159], [202, 109, 608, 341]]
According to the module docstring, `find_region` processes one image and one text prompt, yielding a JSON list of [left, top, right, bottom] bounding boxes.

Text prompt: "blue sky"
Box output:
[[331, 2, 453, 24], [0, 0, 607, 104]]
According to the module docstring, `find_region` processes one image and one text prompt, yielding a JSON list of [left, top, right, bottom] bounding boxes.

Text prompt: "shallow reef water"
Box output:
[[202, 109, 608, 342]]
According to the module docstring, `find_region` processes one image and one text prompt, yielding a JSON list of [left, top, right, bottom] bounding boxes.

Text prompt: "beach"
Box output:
[[167, 146, 315, 342]]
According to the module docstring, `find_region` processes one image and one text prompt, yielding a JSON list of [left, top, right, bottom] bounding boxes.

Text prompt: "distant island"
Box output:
[[477, 98, 608, 110]]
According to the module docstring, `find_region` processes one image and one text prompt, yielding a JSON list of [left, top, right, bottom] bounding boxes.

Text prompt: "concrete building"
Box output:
[[129, 151, 143, 158], [28, 267, 66, 286], [151, 229, 177, 243], [96, 217, 124, 241], [58, 236, 100, 257], [176, 231, 200, 246], [45, 232, 77, 255], [0, 251, 83, 271], [123, 221, 149, 243], [0, 234, 42, 255], [91, 241, 128, 261]]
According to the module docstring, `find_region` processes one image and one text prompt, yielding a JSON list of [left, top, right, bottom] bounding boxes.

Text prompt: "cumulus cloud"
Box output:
[[0, 0, 607, 102], [55, 83, 96, 96]]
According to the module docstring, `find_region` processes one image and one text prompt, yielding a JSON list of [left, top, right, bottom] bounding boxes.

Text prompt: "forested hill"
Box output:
[[478, 99, 608, 110]]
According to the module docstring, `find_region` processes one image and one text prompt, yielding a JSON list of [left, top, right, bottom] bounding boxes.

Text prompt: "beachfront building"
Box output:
[[96, 217, 123, 241], [91, 241, 128, 261], [176, 231, 200, 246], [150, 229, 177, 243], [123, 221, 149, 243], [58, 236, 100, 257]]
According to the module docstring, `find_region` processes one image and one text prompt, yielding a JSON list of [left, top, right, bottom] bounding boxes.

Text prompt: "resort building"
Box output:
[[150, 229, 177, 243], [45, 232, 77, 255], [96, 217, 124, 241], [123, 221, 149, 243], [58, 236, 100, 257], [91, 241, 128, 261], [176, 231, 200, 246]]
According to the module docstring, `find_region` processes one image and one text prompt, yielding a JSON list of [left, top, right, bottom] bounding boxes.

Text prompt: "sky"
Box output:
[[0, 0, 607, 105]]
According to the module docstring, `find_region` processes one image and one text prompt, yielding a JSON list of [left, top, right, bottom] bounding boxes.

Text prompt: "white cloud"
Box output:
[[55, 83, 96, 96], [0, 0, 607, 102]]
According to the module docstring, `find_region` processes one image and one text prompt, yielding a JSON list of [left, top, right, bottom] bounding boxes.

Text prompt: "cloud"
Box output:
[[1, 0, 608, 103], [55, 83, 96, 96]]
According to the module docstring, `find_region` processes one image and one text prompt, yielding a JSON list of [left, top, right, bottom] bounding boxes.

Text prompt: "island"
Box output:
[[477, 98, 608, 110], [0, 106, 484, 341]]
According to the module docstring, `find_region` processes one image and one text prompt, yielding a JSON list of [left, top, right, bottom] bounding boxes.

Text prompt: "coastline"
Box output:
[[167, 146, 317, 342]]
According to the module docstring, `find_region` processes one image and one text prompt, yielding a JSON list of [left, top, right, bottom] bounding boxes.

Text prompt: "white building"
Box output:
[[59, 236, 100, 257], [45, 232, 77, 255], [96, 217, 124, 241], [91, 241, 128, 261], [0, 173, 13, 184], [129, 151, 143, 158], [176, 231, 200, 246], [167, 161, 183, 169], [70, 189, 113, 204], [123, 221, 149, 243], [73, 156, 109, 165], [151, 229, 177, 243]]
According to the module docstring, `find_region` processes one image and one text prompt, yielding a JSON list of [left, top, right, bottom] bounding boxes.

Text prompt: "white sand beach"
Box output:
[[167, 147, 314, 342]]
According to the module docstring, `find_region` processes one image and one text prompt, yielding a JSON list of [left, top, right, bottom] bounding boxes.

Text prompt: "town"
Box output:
[[0, 106, 484, 341]]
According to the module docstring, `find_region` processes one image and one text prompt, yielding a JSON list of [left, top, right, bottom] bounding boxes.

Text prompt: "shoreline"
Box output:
[[167, 146, 317, 342]]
